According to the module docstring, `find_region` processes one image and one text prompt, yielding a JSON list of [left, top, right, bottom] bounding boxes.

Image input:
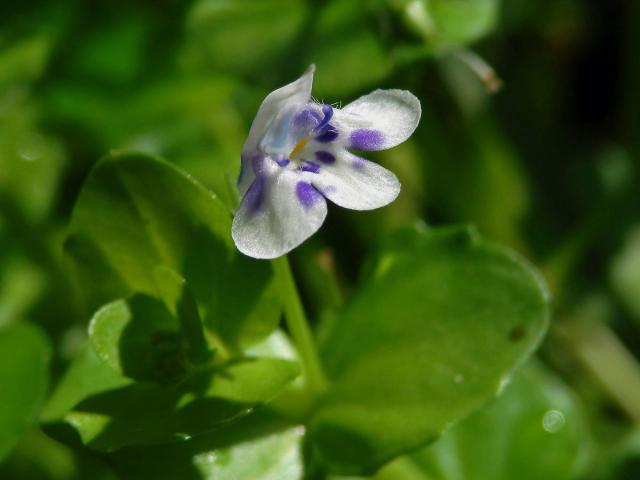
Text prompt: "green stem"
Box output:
[[273, 255, 327, 393]]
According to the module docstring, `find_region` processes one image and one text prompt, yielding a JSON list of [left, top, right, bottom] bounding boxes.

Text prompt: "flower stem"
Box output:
[[273, 255, 327, 394]]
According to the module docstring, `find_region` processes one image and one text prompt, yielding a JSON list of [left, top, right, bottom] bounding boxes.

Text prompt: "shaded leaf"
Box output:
[[391, 0, 498, 52], [309, 0, 391, 98], [0, 322, 50, 462], [89, 295, 189, 383], [185, 0, 307, 75], [42, 347, 299, 451], [110, 411, 303, 480]]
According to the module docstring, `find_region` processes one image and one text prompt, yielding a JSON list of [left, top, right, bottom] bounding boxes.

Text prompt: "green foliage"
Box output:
[[0, 322, 50, 462], [416, 362, 589, 480], [610, 225, 640, 322], [65, 152, 281, 350], [390, 0, 498, 53], [41, 346, 299, 451], [109, 414, 303, 480], [309, 0, 392, 98], [1, 1, 638, 479], [308, 225, 549, 474], [186, 0, 308, 76]]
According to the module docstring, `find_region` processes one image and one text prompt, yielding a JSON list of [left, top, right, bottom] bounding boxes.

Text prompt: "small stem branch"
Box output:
[[450, 48, 503, 94], [273, 255, 327, 394]]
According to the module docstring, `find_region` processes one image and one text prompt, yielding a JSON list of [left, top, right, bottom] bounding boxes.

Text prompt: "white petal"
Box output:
[[307, 150, 400, 210], [242, 65, 315, 157], [238, 65, 315, 196], [232, 160, 327, 259], [334, 89, 421, 151]]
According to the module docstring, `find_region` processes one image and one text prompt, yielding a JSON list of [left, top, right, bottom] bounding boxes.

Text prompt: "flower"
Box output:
[[232, 65, 421, 259]]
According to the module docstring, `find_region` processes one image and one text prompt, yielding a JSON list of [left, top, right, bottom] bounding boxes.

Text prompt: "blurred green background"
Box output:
[[1, 0, 639, 478]]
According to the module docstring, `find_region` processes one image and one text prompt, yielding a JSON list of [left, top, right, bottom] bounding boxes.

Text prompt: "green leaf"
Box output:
[[0, 106, 66, 223], [308, 225, 550, 474], [309, 0, 392, 98], [109, 411, 303, 480], [89, 295, 191, 384], [0, 34, 51, 88], [428, 0, 498, 47], [153, 266, 215, 365], [0, 322, 50, 462], [88, 266, 215, 384], [610, 225, 640, 322], [0, 428, 117, 480], [0, 257, 46, 329], [42, 347, 299, 451], [391, 0, 498, 52], [185, 0, 307, 75], [414, 361, 589, 480], [73, 17, 147, 84], [64, 151, 280, 350]]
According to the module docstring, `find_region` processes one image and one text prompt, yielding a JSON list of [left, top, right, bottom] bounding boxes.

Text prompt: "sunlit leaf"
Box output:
[[308, 225, 550, 474], [415, 361, 590, 480], [65, 152, 280, 350]]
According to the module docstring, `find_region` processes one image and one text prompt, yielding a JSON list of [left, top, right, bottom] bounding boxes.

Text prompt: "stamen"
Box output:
[[313, 105, 334, 132], [289, 136, 311, 159]]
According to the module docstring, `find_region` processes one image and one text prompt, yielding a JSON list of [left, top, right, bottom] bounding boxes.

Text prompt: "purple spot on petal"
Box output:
[[274, 154, 290, 167], [244, 175, 266, 213], [251, 154, 265, 175], [315, 150, 336, 164], [296, 181, 322, 208], [349, 129, 384, 150], [352, 156, 366, 170], [315, 124, 339, 143], [300, 160, 321, 173]]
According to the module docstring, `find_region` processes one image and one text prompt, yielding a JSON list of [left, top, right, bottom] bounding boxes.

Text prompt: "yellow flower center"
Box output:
[[288, 135, 311, 160]]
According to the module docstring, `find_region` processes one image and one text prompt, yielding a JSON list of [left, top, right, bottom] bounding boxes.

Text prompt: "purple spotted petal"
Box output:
[[296, 181, 322, 208], [315, 125, 339, 143], [251, 154, 266, 174], [274, 154, 290, 167], [352, 155, 366, 170], [349, 129, 384, 150], [314, 150, 336, 164], [244, 175, 266, 213], [301, 160, 321, 173]]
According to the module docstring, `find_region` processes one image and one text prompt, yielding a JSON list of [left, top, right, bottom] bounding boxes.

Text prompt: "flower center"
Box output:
[[288, 135, 311, 159], [286, 104, 335, 162], [261, 103, 337, 170]]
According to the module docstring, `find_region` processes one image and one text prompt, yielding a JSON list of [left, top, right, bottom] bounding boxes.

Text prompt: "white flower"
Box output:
[[232, 65, 421, 259]]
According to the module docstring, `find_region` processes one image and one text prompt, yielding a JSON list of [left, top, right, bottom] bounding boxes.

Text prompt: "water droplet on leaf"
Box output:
[[17, 133, 46, 161], [542, 410, 565, 433]]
